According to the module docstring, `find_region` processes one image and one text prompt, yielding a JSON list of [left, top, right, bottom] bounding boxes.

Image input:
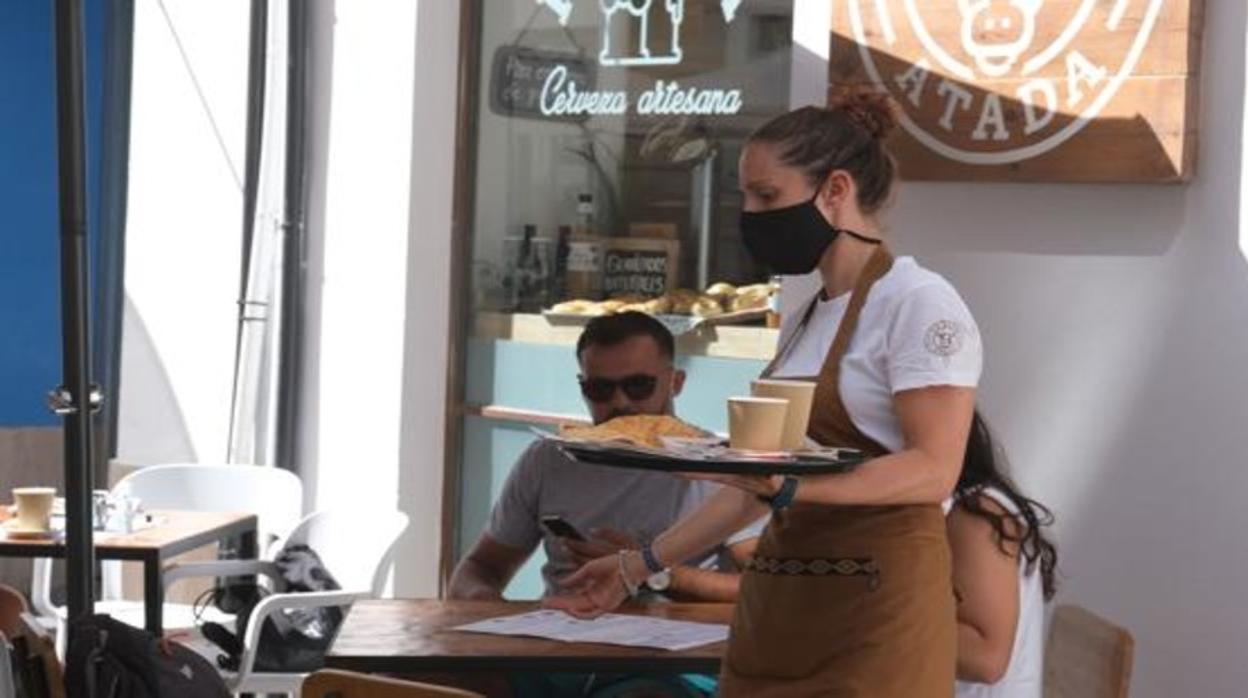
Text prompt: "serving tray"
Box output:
[[555, 440, 866, 476]]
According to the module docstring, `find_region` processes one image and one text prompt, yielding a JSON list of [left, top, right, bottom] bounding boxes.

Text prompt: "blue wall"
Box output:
[[0, 1, 106, 426]]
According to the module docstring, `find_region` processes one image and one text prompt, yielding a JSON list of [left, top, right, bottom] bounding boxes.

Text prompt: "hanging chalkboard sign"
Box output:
[[489, 46, 595, 122]]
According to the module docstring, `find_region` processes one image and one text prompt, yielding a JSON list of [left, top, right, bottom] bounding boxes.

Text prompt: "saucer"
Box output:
[[2, 521, 54, 540]]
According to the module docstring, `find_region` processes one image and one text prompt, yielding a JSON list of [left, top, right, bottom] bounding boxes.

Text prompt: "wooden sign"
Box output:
[[489, 46, 595, 122], [602, 238, 680, 297], [831, 1, 1205, 182]]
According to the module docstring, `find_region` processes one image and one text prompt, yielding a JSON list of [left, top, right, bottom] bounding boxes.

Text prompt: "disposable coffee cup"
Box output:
[[751, 379, 817, 451], [728, 397, 789, 451], [12, 487, 56, 532]]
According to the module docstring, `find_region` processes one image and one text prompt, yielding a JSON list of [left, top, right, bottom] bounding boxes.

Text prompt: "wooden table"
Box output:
[[326, 599, 733, 675], [0, 510, 257, 635]]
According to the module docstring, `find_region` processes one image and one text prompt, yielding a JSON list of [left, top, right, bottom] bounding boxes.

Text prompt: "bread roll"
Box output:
[[667, 289, 699, 314], [730, 292, 770, 312], [734, 283, 773, 296], [705, 282, 737, 298], [551, 300, 598, 315], [689, 297, 724, 317], [642, 296, 672, 314]]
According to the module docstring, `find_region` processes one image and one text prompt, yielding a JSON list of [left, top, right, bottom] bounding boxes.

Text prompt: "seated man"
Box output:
[[449, 311, 761, 605]]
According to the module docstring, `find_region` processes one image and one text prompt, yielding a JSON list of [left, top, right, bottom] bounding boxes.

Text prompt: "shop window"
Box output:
[[468, 0, 795, 327]]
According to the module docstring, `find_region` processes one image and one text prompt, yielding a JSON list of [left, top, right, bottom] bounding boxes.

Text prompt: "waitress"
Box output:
[[553, 93, 981, 697]]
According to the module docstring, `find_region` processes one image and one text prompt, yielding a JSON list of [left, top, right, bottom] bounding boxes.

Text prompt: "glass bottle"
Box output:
[[566, 194, 603, 299]]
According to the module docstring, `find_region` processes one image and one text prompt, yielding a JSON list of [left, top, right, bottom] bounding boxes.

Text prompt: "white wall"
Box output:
[[300, 0, 416, 525], [118, 0, 248, 466], [300, 0, 459, 598], [394, 0, 461, 597], [861, 4, 1246, 695], [771, 3, 1248, 694]]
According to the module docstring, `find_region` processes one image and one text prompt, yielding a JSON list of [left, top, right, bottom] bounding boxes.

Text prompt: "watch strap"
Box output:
[[640, 541, 665, 574], [759, 475, 800, 511]]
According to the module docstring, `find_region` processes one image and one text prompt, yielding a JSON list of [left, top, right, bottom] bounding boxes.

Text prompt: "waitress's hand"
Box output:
[[678, 471, 785, 499], [544, 554, 632, 619]]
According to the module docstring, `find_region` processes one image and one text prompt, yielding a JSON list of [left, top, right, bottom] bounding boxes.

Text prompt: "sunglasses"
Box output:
[[579, 374, 660, 403]]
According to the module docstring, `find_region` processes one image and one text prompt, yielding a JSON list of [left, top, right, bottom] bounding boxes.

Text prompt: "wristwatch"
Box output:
[[640, 541, 672, 592], [644, 568, 673, 592]]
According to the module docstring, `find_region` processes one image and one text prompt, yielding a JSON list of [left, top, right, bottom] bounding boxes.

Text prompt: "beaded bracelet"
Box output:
[[617, 549, 640, 598]]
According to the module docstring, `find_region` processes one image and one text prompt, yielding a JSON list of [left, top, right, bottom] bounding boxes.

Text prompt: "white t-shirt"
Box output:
[[771, 256, 983, 451], [955, 487, 1046, 698]]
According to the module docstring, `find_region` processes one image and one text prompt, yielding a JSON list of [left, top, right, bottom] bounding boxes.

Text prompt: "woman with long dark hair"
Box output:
[[951, 414, 1058, 697], [551, 92, 993, 695]]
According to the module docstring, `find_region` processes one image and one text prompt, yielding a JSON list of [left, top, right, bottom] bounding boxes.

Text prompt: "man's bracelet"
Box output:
[[758, 475, 800, 511], [617, 550, 640, 598]]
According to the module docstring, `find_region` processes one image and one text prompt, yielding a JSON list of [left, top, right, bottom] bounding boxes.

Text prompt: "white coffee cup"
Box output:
[[751, 379, 817, 451], [12, 487, 56, 532], [728, 397, 789, 451]]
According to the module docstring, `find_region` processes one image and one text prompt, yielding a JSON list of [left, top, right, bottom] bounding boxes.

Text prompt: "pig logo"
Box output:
[[957, 0, 1043, 77], [844, 0, 1165, 165]]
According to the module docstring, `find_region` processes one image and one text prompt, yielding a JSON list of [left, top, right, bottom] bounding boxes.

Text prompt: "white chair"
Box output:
[[162, 507, 409, 696], [30, 463, 303, 649]]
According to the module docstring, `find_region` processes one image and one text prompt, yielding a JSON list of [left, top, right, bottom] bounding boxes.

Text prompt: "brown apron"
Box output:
[[718, 246, 956, 697]]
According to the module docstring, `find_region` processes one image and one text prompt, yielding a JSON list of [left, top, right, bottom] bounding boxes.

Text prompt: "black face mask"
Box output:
[[739, 192, 880, 275]]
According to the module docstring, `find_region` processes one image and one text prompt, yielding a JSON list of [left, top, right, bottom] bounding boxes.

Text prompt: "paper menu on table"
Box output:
[[453, 609, 729, 652]]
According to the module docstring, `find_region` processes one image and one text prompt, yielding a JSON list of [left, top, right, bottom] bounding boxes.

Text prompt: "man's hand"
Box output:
[[562, 527, 639, 567], [544, 553, 633, 619]]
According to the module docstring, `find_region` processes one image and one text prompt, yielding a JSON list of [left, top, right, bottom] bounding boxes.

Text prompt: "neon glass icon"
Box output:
[[535, 0, 743, 67], [537, 0, 575, 26]]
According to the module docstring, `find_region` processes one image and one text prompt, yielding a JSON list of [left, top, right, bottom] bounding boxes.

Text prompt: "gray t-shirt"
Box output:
[[486, 438, 766, 596]]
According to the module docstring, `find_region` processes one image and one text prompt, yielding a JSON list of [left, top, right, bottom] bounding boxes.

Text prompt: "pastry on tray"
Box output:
[[549, 299, 606, 316], [560, 414, 710, 450]]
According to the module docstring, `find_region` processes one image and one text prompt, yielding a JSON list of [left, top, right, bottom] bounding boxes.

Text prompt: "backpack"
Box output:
[[64, 614, 230, 698], [200, 543, 345, 673]]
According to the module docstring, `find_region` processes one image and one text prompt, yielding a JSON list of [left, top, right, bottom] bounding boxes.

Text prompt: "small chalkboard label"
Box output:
[[489, 46, 595, 122], [601, 239, 680, 297]]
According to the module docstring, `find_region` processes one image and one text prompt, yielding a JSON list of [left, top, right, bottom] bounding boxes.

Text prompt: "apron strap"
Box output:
[[805, 245, 895, 456], [761, 293, 820, 379], [817, 245, 894, 384]]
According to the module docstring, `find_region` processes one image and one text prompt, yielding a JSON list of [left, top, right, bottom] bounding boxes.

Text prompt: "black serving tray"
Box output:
[[556, 441, 867, 476]]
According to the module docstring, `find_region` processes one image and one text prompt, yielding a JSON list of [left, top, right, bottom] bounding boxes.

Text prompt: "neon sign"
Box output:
[[531, 0, 750, 117]]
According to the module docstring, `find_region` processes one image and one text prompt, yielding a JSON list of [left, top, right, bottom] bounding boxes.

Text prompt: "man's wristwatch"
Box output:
[[640, 542, 672, 592]]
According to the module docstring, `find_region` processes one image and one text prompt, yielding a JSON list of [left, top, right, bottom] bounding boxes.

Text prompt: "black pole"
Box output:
[[52, 0, 97, 625], [227, 0, 269, 458], [96, 0, 136, 478], [275, 0, 308, 473]]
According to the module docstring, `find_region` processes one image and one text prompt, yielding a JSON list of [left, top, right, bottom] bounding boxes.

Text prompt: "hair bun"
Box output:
[[831, 89, 898, 141]]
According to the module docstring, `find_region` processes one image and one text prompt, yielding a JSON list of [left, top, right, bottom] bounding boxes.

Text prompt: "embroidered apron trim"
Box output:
[[746, 555, 881, 590]]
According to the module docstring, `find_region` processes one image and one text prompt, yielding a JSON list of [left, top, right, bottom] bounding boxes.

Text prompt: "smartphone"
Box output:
[[540, 515, 586, 541]]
